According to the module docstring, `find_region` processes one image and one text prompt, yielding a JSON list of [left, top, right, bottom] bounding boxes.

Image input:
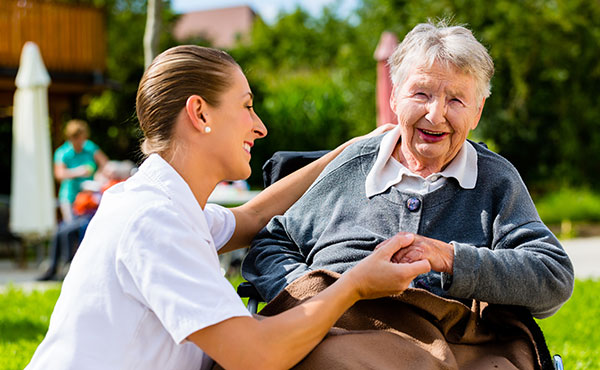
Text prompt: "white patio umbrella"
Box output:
[[10, 42, 56, 239]]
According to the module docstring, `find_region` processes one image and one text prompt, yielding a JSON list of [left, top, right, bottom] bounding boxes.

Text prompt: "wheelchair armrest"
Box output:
[[237, 281, 262, 299], [237, 282, 264, 314]]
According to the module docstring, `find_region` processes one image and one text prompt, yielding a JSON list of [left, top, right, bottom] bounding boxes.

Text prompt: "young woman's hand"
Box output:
[[342, 123, 396, 149], [342, 232, 431, 300], [390, 233, 454, 274]]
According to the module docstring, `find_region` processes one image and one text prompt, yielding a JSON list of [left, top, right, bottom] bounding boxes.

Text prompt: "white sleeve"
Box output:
[[115, 203, 250, 344], [204, 203, 236, 250]]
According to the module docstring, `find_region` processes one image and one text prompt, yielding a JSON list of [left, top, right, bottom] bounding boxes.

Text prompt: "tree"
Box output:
[[144, 0, 162, 68]]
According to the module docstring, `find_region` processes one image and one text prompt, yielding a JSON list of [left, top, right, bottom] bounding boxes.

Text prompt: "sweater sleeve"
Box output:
[[242, 214, 311, 302], [448, 167, 574, 318]]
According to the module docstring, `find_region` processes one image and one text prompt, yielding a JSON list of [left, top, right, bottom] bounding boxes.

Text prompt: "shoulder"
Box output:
[[470, 140, 524, 187], [54, 142, 72, 159], [319, 134, 382, 180], [83, 140, 100, 152]]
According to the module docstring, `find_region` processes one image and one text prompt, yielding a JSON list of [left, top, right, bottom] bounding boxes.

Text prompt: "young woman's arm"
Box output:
[[223, 124, 394, 253], [188, 233, 430, 370]]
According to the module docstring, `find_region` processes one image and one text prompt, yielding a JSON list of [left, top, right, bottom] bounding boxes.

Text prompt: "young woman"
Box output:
[[27, 46, 430, 370]]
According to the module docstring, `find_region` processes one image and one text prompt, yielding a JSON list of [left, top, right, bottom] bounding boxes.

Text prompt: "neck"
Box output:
[[164, 148, 219, 209], [393, 143, 447, 178]]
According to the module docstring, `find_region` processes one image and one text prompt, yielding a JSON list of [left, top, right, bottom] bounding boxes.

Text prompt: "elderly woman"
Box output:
[[243, 22, 574, 319]]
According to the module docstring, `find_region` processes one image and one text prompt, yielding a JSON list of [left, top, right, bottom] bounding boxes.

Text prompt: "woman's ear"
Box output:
[[184, 95, 210, 133], [389, 88, 398, 114]]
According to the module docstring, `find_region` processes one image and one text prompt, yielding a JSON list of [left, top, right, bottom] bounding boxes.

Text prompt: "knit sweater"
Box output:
[[242, 136, 574, 318]]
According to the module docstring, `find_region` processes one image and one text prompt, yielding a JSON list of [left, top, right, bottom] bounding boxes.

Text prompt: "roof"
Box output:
[[173, 5, 257, 48]]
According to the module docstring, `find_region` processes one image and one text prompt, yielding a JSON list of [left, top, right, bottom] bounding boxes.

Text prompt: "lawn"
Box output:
[[2, 279, 598, 369]]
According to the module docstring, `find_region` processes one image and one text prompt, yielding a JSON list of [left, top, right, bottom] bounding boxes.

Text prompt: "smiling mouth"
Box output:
[[417, 128, 449, 142], [418, 129, 446, 137], [243, 142, 252, 154]]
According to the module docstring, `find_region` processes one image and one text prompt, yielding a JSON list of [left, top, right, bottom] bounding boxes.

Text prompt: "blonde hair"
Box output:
[[64, 119, 89, 140], [136, 45, 240, 156], [389, 20, 494, 101]]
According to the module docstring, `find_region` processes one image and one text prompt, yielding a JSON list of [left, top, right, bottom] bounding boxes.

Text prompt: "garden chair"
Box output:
[[238, 149, 564, 370]]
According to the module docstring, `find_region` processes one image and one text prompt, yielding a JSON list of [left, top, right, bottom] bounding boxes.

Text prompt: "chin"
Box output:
[[233, 166, 252, 181]]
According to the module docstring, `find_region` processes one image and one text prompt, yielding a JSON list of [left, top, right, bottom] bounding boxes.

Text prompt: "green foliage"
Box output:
[[537, 279, 600, 369], [242, 70, 369, 185], [229, 7, 378, 186], [535, 188, 600, 224]]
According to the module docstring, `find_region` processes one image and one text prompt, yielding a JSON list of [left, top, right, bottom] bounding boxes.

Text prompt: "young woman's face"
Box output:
[[205, 68, 267, 181]]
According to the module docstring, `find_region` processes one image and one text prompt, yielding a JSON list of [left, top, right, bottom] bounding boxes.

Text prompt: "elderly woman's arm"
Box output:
[[449, 223, 573, 318], [393, 164, 574, 318]]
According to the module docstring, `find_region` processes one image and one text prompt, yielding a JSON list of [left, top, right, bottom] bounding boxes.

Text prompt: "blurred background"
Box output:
[[1, 0, 600, 239], [0, 0, 599, 270]]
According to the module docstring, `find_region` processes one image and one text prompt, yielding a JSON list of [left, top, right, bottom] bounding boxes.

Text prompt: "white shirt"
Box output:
[[365, 124, 478, 197], [27, 154, 250, 370]]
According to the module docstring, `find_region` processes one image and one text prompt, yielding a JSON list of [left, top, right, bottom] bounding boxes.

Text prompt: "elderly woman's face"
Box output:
[[391, 61, 484, 173]]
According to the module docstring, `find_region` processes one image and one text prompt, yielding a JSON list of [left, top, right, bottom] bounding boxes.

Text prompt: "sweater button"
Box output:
[[406, 197, 421, 212]]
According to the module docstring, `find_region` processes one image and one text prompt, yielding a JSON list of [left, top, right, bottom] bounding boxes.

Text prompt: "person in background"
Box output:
[[54, 119, 109, 222], [38, 160, 136, 281]]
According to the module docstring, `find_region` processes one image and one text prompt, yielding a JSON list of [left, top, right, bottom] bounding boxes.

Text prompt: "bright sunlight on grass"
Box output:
[[2, 279, 598, 369], [0, 286, 61, 370], [537, 279, 600, 369]]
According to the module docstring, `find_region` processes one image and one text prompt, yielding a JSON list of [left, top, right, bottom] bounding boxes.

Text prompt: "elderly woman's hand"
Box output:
[[389, 233, 454, 274]]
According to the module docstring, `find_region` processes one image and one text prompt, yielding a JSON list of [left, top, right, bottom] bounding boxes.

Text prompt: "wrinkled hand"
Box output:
[[346, 232, 431, 300], [388, 233, 454, 274]]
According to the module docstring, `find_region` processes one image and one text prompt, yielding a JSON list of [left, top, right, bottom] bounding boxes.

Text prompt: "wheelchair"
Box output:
[[237, 149, 565, 370]]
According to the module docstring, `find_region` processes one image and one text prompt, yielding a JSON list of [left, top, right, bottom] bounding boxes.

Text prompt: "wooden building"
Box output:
[[0, 0, 107, 145]]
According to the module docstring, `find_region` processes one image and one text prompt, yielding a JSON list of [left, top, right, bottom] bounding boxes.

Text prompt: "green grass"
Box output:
[[537, 279, 600, 369], [2, 279, 598, 369], [0, 285, 61, 370]]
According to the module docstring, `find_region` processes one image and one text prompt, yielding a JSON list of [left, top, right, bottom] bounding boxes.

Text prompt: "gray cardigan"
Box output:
[[242, 136, 574, 318]]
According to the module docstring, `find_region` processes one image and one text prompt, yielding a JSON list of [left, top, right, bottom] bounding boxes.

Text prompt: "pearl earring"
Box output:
[[204, 126, 211, 134]]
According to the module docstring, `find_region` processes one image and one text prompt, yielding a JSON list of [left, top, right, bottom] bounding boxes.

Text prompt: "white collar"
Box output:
[[365, 125, 478, 197], [137, 153, 207, 226]]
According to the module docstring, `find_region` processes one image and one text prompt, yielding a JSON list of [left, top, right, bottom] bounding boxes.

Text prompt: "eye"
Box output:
[[246, 104, 254, 110], [414, 92, 428, 99], [450, 98, 464, 105]]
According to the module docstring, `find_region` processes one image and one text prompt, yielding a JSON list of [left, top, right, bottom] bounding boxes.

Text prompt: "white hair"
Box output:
[[388, 21, 494, 101]]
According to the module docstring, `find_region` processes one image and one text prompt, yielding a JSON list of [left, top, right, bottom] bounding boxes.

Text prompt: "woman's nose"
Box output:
[[253, 114, 267, 138], [425, 99, 446, 125]]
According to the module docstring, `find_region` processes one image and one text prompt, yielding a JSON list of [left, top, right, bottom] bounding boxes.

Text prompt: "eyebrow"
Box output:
[[410, 82, 467, 100], [243, 91, 254, 100]]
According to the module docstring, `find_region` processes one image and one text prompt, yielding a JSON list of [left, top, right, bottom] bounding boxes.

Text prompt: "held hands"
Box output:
[[345, 232, 431, 300], [388, 233, 455, 274]]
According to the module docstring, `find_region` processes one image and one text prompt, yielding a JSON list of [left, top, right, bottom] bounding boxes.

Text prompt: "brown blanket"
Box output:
[[256, 270, 553, 370]]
